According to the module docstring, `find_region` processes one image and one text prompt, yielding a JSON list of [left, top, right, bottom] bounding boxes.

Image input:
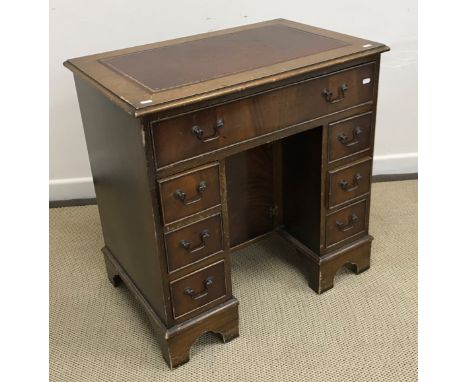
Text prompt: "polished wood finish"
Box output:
[[283, 127, 324, 253], [152, 62, 375, 168], [226, 145, 276, 247], [164, 213, 223, 273], [65, 19, 388, 369], [325, 199, 368, 248], [74, 77, 168, 322], [164, 298, 239, 368], [158, 163, 221, 224], [64, 19, 388, 116], [327, 158, 372, 209], [279, 231, 373, 294], [310, 237, 372, 294], [328, 112, 372, 163], [170, 260, 228, 319], [103, 247, 238, 369]]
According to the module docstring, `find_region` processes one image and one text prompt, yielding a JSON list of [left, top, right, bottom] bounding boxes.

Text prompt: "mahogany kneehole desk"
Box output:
[[65, 19, 389, 369]]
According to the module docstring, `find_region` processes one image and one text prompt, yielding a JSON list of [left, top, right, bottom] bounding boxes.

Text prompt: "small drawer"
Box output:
[[152, 62, 376, 167], [170, 260, 227, 319], [326, 199, 367, 248], [328, 113, 372, 163], [164, 214, 223, 273], [328, 159, 371, 209], [159, 163, 221, 225]]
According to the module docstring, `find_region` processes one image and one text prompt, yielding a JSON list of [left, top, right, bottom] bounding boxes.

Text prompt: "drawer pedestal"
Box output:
[[103, 247, 239, 369], [308, 236, 372, 294]]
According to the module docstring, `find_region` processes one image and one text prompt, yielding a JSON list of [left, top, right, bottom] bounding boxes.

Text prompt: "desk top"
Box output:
[[64, 19, 388, 117]]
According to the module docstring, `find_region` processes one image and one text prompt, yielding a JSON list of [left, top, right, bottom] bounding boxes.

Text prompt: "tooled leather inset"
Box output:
[[100, 24, 349, 92]]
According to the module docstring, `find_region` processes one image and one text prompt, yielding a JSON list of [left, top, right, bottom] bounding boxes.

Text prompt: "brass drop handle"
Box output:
[[180, 229, 210, 254], [337, 127, 363, 147], [336, 213, 358, 232], [339, 173, 363, 192], [174, 181, 207, 205], [184, 276, 215, 300], [322, 84, 348, 104], [192, 118, 224, 142]]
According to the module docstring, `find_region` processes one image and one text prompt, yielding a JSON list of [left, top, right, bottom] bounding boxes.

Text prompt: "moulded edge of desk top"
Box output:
[[64, 19, 390, 118]]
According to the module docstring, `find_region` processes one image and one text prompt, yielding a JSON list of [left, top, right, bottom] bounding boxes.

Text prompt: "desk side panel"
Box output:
[[74, 76, 167, 323]]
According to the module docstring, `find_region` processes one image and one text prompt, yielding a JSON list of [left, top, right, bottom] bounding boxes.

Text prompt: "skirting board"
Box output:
[[49, 152, 418, 203], [49, 177, 95, 202], [372, 152, 418, 175]]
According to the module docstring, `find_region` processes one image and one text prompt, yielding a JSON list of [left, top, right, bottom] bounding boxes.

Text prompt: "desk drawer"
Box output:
[[328, 113, 372, 163], [159, 163, 221, 225], [326, 199, 367, 248], [164, 214, 223, 273], [152, 62, 376, 167], [170, 260, 227, 319], [328, 159, 371, 209]]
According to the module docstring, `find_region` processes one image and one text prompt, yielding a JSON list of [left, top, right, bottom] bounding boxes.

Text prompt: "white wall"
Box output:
[[50, 0, 417, 200]]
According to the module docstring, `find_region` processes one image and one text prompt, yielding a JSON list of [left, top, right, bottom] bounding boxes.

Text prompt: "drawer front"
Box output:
[[328, 113, 372, 163], [328, 159, 371, 208], [170, 260, 227, 319], [164, 214, 223, 273], [153, 62, 376, 167], [326, 199, 367, 248], [159, 163, 221, 225]]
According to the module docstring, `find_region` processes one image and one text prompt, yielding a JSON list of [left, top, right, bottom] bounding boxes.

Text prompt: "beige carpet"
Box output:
[[50, 180, 417, 381]]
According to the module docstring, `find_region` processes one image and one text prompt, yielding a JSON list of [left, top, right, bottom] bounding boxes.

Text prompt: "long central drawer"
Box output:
[[151, 62, 376, 167]]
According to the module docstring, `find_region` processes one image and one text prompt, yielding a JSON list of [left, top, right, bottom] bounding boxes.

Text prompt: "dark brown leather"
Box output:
[[102, 24, 348, 91]]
